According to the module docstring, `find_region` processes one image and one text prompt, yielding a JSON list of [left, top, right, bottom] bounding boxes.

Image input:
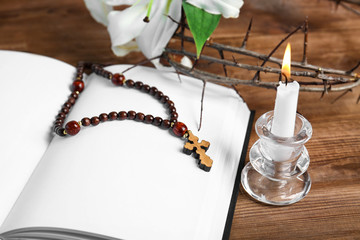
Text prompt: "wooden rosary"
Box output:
[[53, 62, 213, 172]]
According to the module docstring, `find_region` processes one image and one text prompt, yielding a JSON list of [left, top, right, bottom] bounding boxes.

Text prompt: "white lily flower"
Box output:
[[84, 0, 244, 67], [185, 0, 244, 18]]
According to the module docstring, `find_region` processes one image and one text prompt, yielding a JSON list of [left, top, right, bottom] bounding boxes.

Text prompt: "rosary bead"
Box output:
[[55, 119, 64, 124], [53, 125, 61, 132], [72, 80, 85, 93], [155, 91, 164, 99], [56, 127, 66, 136], [118, 111, 128, 120], [81, 117, 91, 126], [126, 79, 135, 88], [165, 100, 174, 108], [172, 122, 188, 137], [91, 116, 100, 126], [144, 114, 154, 124], [99, 113, 109, 122], [71, 92, 79, 99], [170, 112, 178, 119], [141, 84, 150, 93], [112, 73, 125, 86], [64, 102, 72, 109], [65, 121, 81, 136], [168, 106, 176, 114], [127, 110, 136, 120], [68, 97, 76, 105], [149, 87, 158, 95], [58, 112, 66, 118], [170, 118, 178, 124], [161, 119, 171, 129], [135, 81, 143, 89], [153, 117, 163, 126], [135, 112, 145, 122], [108, 111, 118, 120], [160, 95, 169, 103], [62, 107, 70, 114]]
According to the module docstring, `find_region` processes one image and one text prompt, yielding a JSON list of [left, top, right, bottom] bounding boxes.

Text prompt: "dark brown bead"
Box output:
[[170, 118, 178, 124], [62, 107, 70, 114], [56, 115, 65, 121], [56, 128, 66, 136], [172, 122, 188, 137], [161, 119, 171, 129], [99, 113, 109, 122], [153, 117, 163, 126], [108, 111, 118, 120], [112, 73, 125, 86], [126, 79, 135, 88], [141, 84, 150, 93], [170, 112, 178, 119], [149, 87, 158, 95], [64, 102, 72, 108], [53, 125, 61, 132], [144, 115, 154, 124], [165, 100, 174, 108], [118, 111, 128, 120], [91, 116, 100, 126], [127, 110, 136, 120], [155, 91, 164, 99], [160, 95, 169, 103], [55, 119, 64, 125], [168, 106, 176, 113], [81, 117, 91, 126], [58, 112, 66, 118], [54, 124, 62, 131], [65, 121, 81, 136], [68, 97, 76, 105], [71, 92, 79, 99], [135, 112, 145, 122], [135, 81, 143, 89], [72, 80, 85, 92]]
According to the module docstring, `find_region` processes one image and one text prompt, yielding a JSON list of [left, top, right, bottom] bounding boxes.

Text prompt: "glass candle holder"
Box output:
[[241, 111, 312, 206]]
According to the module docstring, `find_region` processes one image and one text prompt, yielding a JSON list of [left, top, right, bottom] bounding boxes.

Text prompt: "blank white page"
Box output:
[[0, 51, 74, 226], [0, 64, 250, 240]]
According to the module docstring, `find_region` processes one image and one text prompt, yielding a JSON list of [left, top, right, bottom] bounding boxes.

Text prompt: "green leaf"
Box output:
[[182, 2, 221, 58]]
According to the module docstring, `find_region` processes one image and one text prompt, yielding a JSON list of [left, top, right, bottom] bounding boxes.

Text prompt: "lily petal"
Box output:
[[136, 0, 182, 59], [107, 2, 148, 56], [112, 40, 140, 57], [84, 0, 113, 26], [105, 0, 136, 6], [185, 0, 244, 18]]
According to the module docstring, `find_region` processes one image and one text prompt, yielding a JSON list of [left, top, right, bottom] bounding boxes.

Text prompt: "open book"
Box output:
[[0, 51, 253, 240]]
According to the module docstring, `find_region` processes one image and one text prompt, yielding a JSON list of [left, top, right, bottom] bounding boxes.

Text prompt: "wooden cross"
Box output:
[[183, 130, 213, 172]]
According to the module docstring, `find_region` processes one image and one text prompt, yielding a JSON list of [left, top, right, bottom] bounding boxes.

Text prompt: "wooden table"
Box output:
[[1, 0, 359, 239]]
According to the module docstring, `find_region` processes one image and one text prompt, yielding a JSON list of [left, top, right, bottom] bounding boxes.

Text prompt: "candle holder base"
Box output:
[[241, 111, 312, 206], [241, 159, 311, 206]]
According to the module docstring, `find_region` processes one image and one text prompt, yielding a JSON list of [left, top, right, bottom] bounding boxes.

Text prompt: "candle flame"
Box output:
[[282, 43, 291, 81]]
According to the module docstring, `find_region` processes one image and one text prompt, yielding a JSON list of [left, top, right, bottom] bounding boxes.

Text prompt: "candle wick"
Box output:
[[281, 72, 289, 86]]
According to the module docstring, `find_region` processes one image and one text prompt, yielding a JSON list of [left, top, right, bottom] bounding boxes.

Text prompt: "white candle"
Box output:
[[271, 81, 299, 137], [271, 42, 299, 138]]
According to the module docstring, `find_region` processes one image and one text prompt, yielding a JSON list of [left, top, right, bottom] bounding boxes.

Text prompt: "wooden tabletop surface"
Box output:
[[1, 0, 359, 239]]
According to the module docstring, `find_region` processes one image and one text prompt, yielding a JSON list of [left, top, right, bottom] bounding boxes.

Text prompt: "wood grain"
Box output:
[[0, 0, 359, 239]]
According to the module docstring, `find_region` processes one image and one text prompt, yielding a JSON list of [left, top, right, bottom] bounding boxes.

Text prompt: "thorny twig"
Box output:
[[329, 0, 360, 15], [162, 17, 359, 129], [163, 20, 359, 93]]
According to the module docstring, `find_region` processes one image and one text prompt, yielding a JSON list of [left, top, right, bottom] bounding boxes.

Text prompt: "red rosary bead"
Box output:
[[65, 121, 81, 136], [112, 73, 125, 86], [72, 80, 84, 92], [172, 122, 188, 137]]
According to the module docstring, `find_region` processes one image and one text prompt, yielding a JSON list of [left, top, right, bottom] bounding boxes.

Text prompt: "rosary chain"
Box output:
[[53, 62, 189, 139]]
